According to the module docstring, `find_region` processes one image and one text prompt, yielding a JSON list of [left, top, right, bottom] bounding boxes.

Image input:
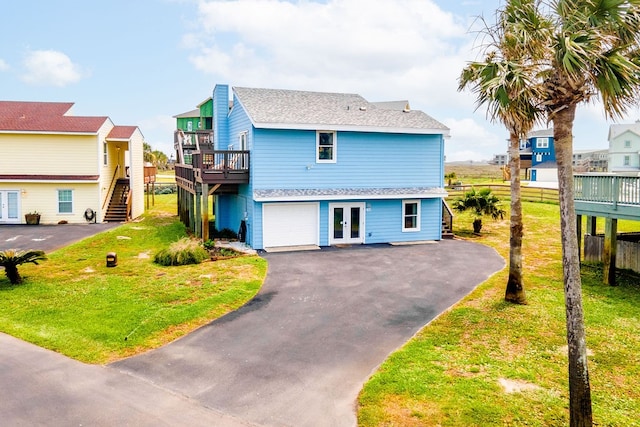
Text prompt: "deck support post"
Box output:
[[195, 184, 202, 238], [202, 183, 209, 242], [603, 217, 618, 286], [586, 216, 597, 236], [576, 214, 583, 261]]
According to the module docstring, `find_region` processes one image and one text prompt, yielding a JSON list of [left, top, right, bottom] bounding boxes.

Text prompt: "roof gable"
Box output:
[[232, 87, 449, 135], [107, 125, 138, 140], [0, 101, 108, 133], [608, 123, 640, 141]]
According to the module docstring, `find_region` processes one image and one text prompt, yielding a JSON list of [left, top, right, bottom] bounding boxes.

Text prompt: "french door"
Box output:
[[329, 202, 365, 245], [0, 190, 20, 223]]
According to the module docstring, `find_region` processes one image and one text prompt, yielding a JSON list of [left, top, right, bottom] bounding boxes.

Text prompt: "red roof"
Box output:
[[107, 125, 138, 140], [0, 101, 109, 133]]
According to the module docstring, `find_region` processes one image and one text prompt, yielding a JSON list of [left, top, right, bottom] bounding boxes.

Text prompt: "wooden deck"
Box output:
[[574, 174, 640, 220]]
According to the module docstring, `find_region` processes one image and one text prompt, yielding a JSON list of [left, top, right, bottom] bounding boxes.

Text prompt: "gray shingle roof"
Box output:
[[254, 187, 448, 201], [233, 87, 449, 135]]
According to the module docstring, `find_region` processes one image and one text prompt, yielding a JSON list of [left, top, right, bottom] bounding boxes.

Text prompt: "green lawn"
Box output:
[[0, 194, 267, 364], [358, 201, 640, 426]]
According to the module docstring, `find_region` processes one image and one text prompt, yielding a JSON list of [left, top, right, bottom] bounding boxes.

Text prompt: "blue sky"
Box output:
[[1, 0, 636, 161]]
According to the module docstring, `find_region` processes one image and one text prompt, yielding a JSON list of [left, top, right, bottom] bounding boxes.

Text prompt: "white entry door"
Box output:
[[0, 190, 20, 223], [329, 202, 365, 245]]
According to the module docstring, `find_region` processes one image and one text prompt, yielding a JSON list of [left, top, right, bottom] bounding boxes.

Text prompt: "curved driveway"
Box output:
[[112, 240, 504, 426]]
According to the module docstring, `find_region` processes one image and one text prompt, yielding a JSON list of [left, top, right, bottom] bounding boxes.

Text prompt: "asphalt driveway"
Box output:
[[0, 240, 504, 426], [112, 241, 504, 426], [0, 223, 119, 252]]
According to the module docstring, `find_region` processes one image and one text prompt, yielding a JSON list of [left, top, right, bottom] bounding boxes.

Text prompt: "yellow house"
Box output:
[[0, 101, 144, 224]]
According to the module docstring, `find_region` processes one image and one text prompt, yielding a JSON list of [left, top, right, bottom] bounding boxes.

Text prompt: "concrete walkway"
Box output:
[[1, 240, 504, 426]]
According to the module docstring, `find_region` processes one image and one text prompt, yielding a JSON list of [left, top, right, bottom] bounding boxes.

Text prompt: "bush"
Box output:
[[202, 239, 215, 250], [154, 238, 209, 266], [212, 227, 238, 240]]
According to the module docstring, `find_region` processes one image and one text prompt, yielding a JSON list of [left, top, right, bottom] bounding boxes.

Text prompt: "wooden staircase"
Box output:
[[104, 178, 130, 222], [441, 200, 454, 239]]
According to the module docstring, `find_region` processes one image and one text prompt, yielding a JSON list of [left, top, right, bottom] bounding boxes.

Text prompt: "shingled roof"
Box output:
[[233, 87, 450, 135], [107, 125, 139, 140], [0, 101, 109, 133]]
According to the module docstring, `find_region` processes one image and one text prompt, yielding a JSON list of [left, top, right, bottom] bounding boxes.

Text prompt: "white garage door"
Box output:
[[263, 203, 319, 248]]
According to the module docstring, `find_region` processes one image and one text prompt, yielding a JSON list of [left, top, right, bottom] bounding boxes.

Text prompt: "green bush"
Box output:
[[153, 238, 209, 266]]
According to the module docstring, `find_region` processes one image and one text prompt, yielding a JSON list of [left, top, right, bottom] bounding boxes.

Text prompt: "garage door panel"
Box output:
[[263, 203, 319, 248]]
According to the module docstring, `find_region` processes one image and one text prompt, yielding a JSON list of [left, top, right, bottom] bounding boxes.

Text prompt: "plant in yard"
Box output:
[[483, 1, 640, 424], [459, 0, 548, 305], [154, 237, 210, 266], [453, 187, 505, 233], [0, 249, 47, 284]]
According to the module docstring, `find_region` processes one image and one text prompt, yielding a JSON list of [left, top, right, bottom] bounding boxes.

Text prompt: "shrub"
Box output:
[[202, 239, 215, 250], [153, 238, 209, 266], [0, 249, 47, 284], [212, 227, 238, 240]]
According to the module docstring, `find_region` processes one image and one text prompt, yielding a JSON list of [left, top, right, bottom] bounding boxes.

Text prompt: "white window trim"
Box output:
[[402, 200, 421, 232], [239, 131, 248, 150], [103, 142, 108, 166], [57, 189, 74, 214], [536, 137, 549, 148], [316, 131, 337, 163]]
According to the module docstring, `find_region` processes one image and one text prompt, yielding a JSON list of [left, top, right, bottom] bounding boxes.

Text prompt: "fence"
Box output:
[[446, 184, 559, 203], [584, 233, 640, 273]]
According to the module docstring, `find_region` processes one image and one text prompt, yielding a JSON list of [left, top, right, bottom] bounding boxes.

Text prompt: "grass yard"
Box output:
[[358, 201, 640, 426], [0, 194, 267, 364]]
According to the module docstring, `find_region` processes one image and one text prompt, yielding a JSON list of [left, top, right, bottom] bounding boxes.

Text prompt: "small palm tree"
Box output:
[[453, 188, 505, 233], [0, 249, 47, 284]]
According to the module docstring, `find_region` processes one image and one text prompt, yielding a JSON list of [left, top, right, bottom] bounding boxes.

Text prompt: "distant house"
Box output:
[[519, 128, 557, 182], [0, 101, 144, 224], [174, 84, 451, 250], [573, 149, 608, 172], [489, 153, 508, 166], [608, 121, 640, 173]]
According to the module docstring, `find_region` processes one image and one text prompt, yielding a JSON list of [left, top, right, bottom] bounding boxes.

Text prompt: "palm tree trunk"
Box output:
[[4, 265, 21, 284], [505, 131, 526, 304], [553, 105, 593, 427]]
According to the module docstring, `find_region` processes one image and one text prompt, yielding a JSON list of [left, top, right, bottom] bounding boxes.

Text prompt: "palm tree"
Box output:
[[496, 1, 640, 425], [459, 0, 548, 304], [453, 187, 505, 233], [0, 249, 47, 284]]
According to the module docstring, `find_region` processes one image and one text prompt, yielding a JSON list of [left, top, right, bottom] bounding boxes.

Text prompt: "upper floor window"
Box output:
[[58, 189, 73, 214], [103, 142, 107, 166], [625, 140, 631, 148], [317, 131, 336, 163], [536, 137, 549, 148], [536, 154, 543, 162], [187, 121, 193, 131], [624, 155, 631, 166], [402, 200, 421, 232]]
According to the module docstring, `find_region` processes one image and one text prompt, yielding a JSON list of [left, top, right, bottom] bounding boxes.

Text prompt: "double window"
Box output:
[[402, 200, 421, 232], [536, 138, 549, 148], [317, 131, 336, 163], [58, 189, 73, 214]]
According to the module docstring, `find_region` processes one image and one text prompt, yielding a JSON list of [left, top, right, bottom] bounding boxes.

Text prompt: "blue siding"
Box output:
[[213, 85, 229, 149], [531, 136, 556, 166], [251, 129, 442, 189], [212, 87, 447, 249]]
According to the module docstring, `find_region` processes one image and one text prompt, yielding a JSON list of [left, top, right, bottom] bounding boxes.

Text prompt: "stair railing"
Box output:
[[442, 200, 454, 233], [102, 165, 120, 212]]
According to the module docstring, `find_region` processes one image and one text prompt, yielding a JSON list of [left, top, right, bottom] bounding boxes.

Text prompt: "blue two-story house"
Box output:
[[519, 128, 556, 182], [174, 84, 450, 250]]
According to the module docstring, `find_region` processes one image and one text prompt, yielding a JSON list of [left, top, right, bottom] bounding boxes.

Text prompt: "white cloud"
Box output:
[[443, 117, 505, 162], [187, 0, 468, 97], [184, 0, 504, 161], [21, 50, 86, 87], [0, 59, 9, 71], [138, 115, 178, 156]]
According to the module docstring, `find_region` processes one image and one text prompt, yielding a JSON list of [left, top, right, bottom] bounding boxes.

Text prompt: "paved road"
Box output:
[[0, 223, 119, 252], [112, 241, 504, 426], [0, 240, 504, 426]]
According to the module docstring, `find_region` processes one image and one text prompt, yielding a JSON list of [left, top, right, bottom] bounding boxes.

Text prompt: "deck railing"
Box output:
[[574, 175, 640, 207]]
